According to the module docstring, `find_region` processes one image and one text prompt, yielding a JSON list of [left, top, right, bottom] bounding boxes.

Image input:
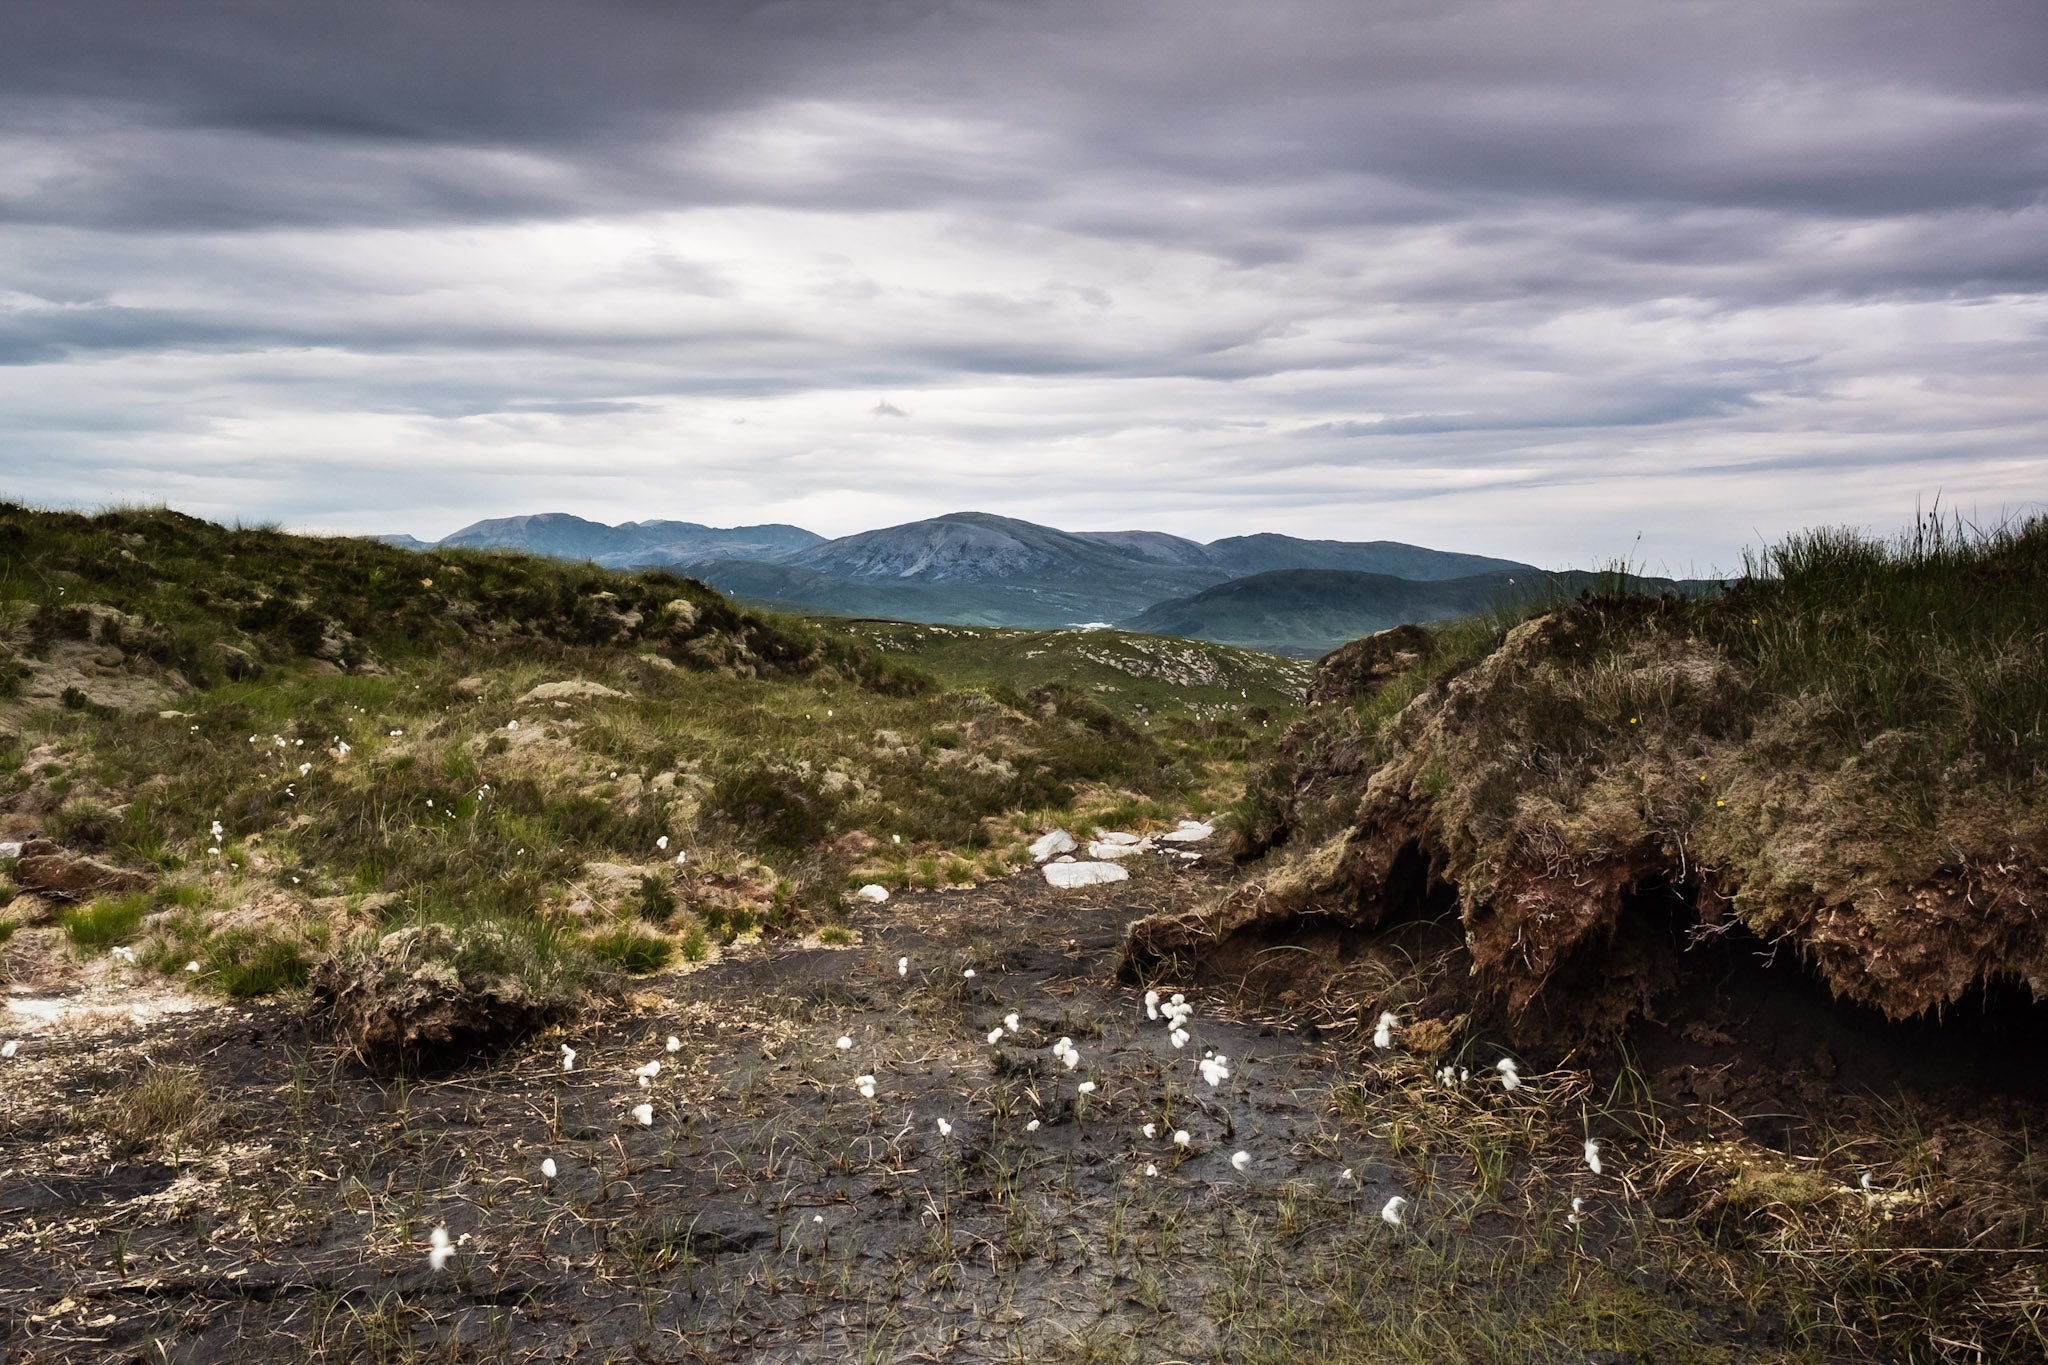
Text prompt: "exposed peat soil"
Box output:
[[6, 859, 1830, 1364]]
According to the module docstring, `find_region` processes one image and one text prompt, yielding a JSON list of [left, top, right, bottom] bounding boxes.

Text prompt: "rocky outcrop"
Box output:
[[12, 838, 152, 901]]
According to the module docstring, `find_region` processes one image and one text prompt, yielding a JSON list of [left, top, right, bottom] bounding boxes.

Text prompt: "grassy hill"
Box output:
[[1122, 566, 1724, 655], [828, 619, 1313, 724]]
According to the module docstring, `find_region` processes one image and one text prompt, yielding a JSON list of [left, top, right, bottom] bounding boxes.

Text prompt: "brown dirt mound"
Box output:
[[308, 923, 577, 1071], [1126, 596, 2048, 1046], [12, 838, 153, 902]]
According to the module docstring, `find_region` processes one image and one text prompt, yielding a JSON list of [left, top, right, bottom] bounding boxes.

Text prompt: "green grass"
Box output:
[[588, 922, 675, 974], [205, 928, 312, 997], [1725, 510, 2048, 775], [61, 891, 149, 948]]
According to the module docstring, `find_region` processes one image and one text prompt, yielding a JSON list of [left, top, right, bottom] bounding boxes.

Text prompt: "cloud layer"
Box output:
[[3, 0, 2044, 570]]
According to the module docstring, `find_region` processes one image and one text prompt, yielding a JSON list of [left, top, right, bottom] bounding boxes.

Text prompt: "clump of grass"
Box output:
[[1726, 510, 2048, 774], [206, 928, 312, 997], [589, 922, 674, 974], [91, 1065, 215, 1156], [633, 873, 676, 925], [62, 891, 149, 949], [678, 920, 710, 963]]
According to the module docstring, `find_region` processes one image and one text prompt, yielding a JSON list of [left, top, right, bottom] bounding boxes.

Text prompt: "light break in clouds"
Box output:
[[1, 0, 2045, 572]]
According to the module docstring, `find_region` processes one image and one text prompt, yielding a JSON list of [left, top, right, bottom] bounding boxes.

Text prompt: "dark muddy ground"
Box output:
[[0, 856, 1994, 1363]]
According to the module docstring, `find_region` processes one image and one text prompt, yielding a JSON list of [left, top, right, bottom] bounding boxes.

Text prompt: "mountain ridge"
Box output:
[[386, 509, 1557, 651]]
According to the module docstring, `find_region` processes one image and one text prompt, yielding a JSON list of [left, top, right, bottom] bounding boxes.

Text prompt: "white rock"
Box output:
[[1085, 839, 1153, 860], [1028, 829, 1077, 862], [854, 884, 890, 903], [1159, 821, 1215, 843], [519, 680, 627, 703], [1043, 861, 1130, 889], [1092, 831, 1142, 846]]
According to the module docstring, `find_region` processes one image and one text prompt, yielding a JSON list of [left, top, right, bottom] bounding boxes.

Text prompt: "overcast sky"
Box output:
[[2, 0, 2044, 572]]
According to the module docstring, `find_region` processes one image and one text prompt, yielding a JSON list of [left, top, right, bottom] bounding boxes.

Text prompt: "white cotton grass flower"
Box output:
[[987, 1028, 1004, 1046], [1583, 1139, 1602, 1175], [963, 968, 976, 979], [541, 1157, 558, 1180], [1340, 1168, 1354, 1182], [1145, 1163, 1158, 1177], [110, 946, 136, 964], [1568, 1195, 1586, 1227], [185, 961, 200, 973], [1496, 1058, 1521, 1092], [1373, 1011, 1398, 1050], [1173, 1130, 1190, 1147], [1230, 1150, 1251, 1172], [656, 835, 668, 850], [1381, 1195, 1409, 1229], [666, 1035, 681, 1053], [1026, 1118, 1041, 1132], [936, 1117, 953, 1138], [560, 1044, 578, 1072], [428, 1226, 454, 1271], [298, 762, 312, 776], [635, 1059, 662, 1087], [0, 1040, 17, 1059], [898, 957, 909, 977], [632, 1103, 654, 1126], [1197, 1052, 1231, 1087], [1144, 989, 1160, 1021], [836, 1035, 853, 1051], [1003, 1012, 1020, 1034], [856, 1074, 877, 1099], [1143, 1122, 1157, 1140], [1077, 1081, 1097, 1094], [1169, 1028, 1190, 1049]]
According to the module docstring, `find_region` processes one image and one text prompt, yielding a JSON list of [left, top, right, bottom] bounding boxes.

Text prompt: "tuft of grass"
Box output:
[[1728, 509, 2048, 774], [62, 891, 149, 949], [588, 922, 674, 974], [206, 928, 312, 997], [92, 1065, 215, 1156]]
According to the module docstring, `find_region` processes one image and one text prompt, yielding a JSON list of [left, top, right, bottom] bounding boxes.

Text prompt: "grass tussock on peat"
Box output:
[[1146, 511, 2047, 1033]]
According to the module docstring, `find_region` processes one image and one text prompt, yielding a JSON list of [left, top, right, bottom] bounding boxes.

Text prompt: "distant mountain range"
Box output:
[[382, 510, 1711, 656]]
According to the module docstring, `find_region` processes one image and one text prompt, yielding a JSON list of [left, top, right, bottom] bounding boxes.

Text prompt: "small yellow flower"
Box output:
[[420, 577, 434, 588], [1715, 800, 1725, 807], [1629, 717, 1638, 725]]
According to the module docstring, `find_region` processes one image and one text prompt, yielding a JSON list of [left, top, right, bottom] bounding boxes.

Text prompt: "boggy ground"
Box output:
[[6, 857, 1868, 1364]]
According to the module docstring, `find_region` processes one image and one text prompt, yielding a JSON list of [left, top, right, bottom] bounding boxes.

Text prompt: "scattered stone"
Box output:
[[855, 884, 890, 903], [1043, 861, 1130, 889], [1029, 830, 1077, 862], [1086, 839, 1154, 860], [1159, 820, 1215, 843]]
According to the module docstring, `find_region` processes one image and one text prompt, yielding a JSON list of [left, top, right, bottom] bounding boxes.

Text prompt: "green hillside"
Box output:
[[0, 503, 1268, 1060]]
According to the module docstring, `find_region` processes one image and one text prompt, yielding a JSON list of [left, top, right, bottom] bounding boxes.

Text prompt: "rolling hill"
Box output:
[[1122, 567, 1723, 656]]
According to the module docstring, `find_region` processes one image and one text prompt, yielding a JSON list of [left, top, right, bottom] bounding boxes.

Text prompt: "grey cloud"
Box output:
[[0, 0, 2044, 568]]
